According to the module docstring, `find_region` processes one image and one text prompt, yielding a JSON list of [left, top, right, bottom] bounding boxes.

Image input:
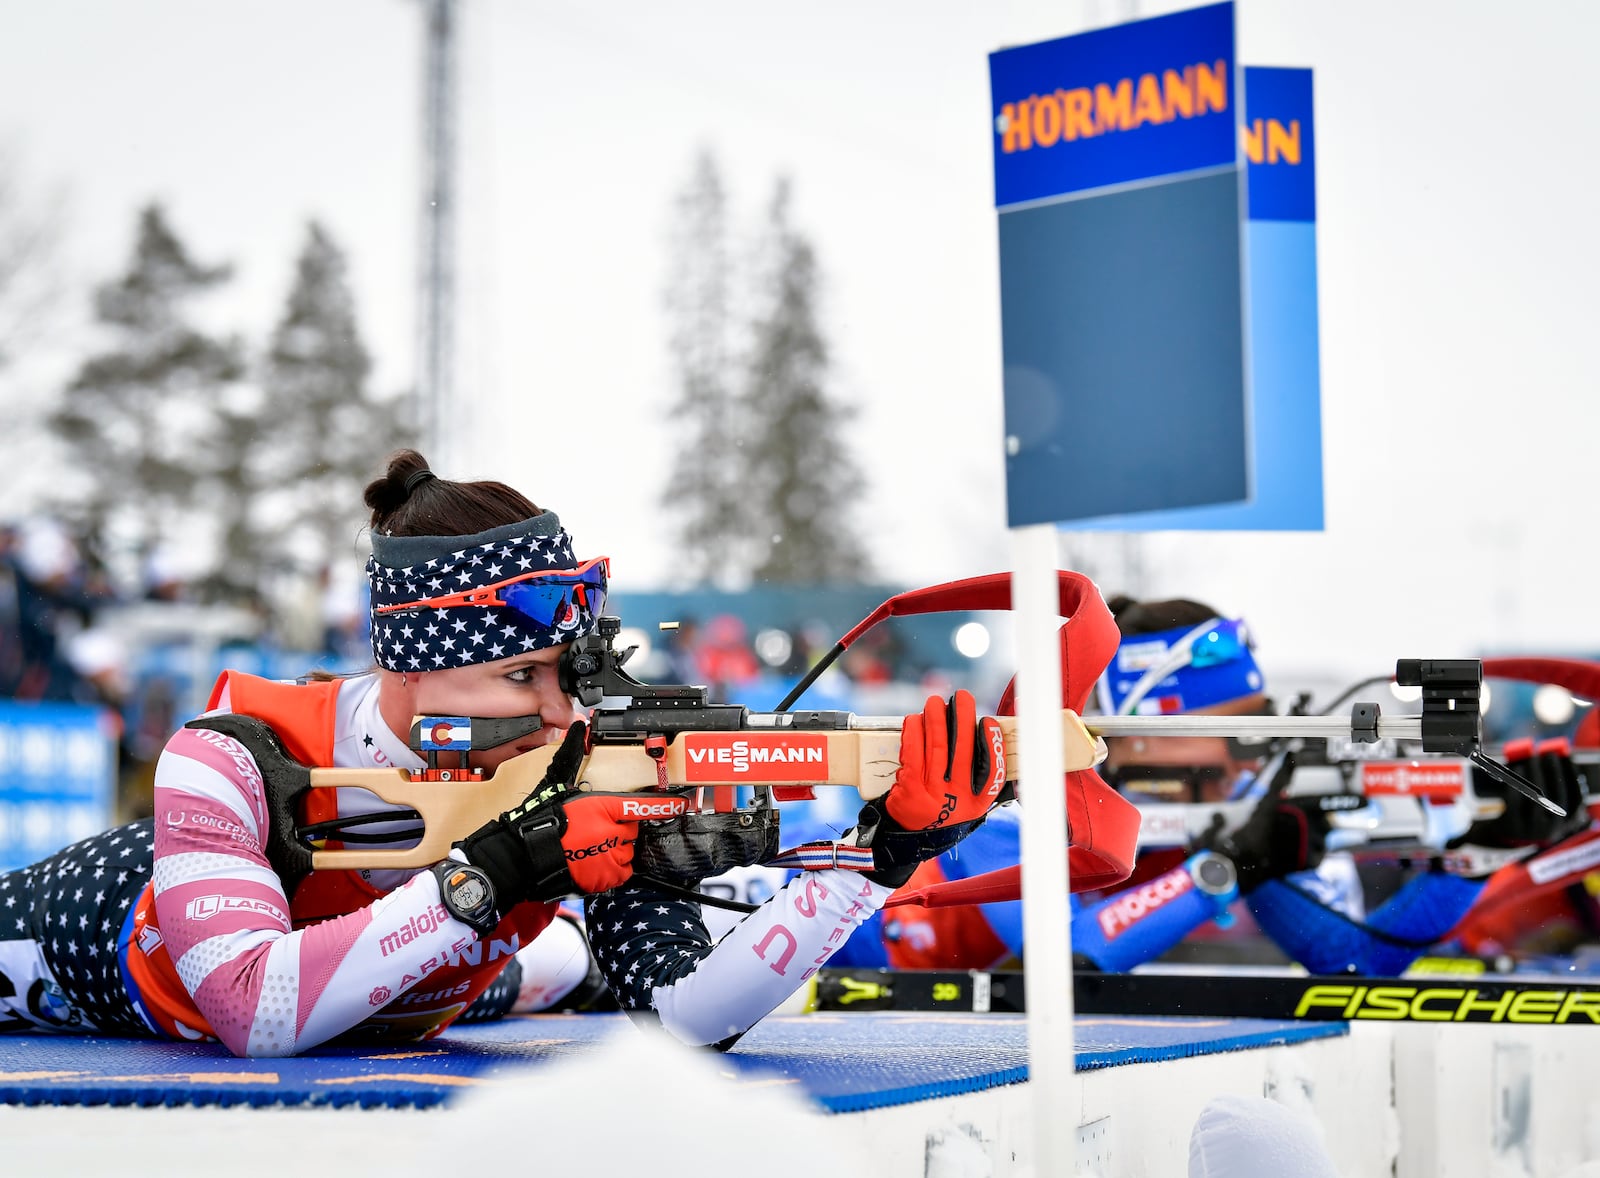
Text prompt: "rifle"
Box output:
[[1136, 658, 1600, 859], [887, 658, 1572, 910], [276, 615, 1105, 873]]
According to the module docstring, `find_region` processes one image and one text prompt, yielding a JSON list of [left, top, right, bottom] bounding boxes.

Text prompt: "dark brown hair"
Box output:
[[364, 449, 542, 537], [1105, 595, 1223, 638]]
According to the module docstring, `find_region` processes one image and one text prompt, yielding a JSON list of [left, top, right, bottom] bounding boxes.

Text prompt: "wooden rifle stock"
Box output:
[[309, 710, 1101, 870]]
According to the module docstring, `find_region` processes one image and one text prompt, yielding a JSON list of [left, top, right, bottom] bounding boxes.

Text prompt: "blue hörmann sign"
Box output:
[[992, 2, 1252, 528], [1072, 64, 1324, 532]]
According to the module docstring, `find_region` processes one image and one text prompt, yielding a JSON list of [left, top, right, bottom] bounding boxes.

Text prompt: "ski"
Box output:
[[811, 968, 1600, 1025]]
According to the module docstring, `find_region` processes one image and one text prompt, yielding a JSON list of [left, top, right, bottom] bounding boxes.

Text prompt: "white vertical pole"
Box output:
[[1012, 522, 1075, 1175], [418, 0, 457, 470]]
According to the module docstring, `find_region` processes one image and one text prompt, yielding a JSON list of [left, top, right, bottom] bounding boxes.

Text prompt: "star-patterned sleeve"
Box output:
[[585, 868, 892, 1048], [151, 724, 482, 1057]]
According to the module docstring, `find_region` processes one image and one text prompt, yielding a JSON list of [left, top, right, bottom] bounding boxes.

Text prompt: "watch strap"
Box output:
[[431, 860, 500, 935]]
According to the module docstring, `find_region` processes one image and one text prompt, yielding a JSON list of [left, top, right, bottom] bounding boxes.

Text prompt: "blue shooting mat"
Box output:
[[0, 1011, 1344, 1113]]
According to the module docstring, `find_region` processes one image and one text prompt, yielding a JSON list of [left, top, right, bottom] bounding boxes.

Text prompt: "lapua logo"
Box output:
[[183, 894, 287, 923]]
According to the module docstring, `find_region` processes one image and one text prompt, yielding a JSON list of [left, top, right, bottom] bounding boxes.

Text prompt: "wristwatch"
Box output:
[[431, 861, 499, 934]]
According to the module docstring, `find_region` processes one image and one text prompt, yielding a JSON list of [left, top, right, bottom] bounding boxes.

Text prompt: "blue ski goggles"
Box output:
[[374, 556, 609, 629]]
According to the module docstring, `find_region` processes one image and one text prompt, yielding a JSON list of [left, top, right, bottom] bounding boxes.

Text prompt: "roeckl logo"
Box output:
[[987, 727, 1006, 797], [566, 835, 620, 860], [682, 734, 829, 782], [620, 798, 686, 819]]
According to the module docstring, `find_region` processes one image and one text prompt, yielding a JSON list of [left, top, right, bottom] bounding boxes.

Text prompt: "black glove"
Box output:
[[1458, 739, 1587, 851], [454, 721, 599, 907], [1194, 752, 1327, 894], [851, 802, 988, 890]]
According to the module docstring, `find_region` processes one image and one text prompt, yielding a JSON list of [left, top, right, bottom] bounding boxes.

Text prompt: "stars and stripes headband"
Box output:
[[366, 512, 608, 672]]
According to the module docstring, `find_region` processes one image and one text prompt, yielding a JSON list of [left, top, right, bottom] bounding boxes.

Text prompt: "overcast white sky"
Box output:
[[1, 0, 1597, 683]]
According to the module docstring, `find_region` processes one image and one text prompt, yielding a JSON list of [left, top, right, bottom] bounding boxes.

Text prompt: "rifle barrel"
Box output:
[[803, 712, 1424, 741], [756, 709, 1429, 745], [1082, 714, 1423, 740]]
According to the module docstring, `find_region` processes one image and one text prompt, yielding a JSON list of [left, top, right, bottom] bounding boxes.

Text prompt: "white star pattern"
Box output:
[[586, 887, 717, 1013], [2, 819, 156, 1034], [366, 529, 589, 670]]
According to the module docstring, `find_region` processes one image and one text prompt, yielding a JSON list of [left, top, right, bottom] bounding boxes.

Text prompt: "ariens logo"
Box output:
[[997, 60, 1229, 154]]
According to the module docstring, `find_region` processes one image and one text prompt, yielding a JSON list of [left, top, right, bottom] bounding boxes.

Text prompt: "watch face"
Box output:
[[445, 868, 490, 913]]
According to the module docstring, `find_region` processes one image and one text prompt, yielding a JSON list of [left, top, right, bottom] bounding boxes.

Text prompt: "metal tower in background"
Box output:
[[417, 0, 457, 469]]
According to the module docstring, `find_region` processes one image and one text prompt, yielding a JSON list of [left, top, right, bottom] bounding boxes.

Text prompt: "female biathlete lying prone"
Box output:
[[0, 451, 1007, 1055]]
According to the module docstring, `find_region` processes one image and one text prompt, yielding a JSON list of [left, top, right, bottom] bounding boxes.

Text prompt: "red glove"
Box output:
[[885, 691, 1007, 832], [458, 722, 687, 903], [560, 792, 686, 893]]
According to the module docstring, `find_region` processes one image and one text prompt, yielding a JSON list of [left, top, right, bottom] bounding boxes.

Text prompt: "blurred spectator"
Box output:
[[658, 616, 701, 684], [780, 620, 830, 679], [141, 543, 193, 603], [841, 627, 895, 686], [697, 613, 760, 699], [321, 565, 369, 667], [3, 518, 107, 702]]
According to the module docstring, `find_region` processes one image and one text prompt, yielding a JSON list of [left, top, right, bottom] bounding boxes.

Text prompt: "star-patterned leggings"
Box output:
[[584, 885, 715, 1022], [0, 819, 153, 1035], [0, 820, 525, 1039]]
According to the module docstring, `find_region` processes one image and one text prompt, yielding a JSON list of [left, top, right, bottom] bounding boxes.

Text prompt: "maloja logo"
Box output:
[[379, 904, 450, 957], [619, 798, 686, 820], [681, 735, 829, 782], [1097, 867, 1194, 940]]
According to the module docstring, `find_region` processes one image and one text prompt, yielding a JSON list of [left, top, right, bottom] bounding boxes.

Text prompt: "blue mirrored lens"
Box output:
[[500, 570, 607, 629], [1188, 622, 1245, 669], [501, 581, 570, 626]]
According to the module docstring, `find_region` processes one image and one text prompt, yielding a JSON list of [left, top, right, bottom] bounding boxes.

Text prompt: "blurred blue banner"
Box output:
[[0, 701, 117, 871], [1071, 65, 1324, 531], [1244, 66, 1315, 223]]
